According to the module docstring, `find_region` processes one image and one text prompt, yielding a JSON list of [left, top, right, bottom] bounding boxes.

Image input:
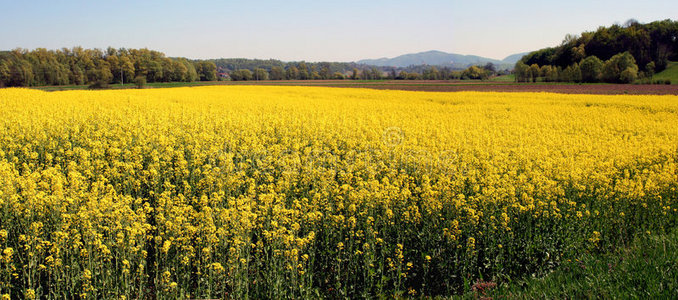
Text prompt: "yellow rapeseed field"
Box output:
[[0, 86, 677, 298]]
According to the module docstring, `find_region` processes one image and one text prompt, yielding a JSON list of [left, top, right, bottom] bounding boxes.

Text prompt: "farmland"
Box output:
[[33, 79, 678, 95], [0, 86, 677, 298]]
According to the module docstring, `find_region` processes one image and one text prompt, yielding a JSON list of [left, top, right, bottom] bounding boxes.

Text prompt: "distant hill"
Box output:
[[501, 52, 530, 64], [357, 50, 527, 69]]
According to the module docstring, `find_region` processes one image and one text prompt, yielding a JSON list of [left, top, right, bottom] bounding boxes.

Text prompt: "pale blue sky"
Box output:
[[1, 0, 676, 62]]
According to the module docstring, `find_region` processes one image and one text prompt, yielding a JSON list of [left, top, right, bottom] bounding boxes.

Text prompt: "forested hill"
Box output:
[[520, 19, 678, 72], [357, 50, 522, 69]]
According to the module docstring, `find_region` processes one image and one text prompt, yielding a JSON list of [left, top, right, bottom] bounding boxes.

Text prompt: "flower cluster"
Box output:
[[0, 86, 676, 298]]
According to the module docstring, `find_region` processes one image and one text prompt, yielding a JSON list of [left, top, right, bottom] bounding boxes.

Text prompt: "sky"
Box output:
[[1, 0, 677, 62]]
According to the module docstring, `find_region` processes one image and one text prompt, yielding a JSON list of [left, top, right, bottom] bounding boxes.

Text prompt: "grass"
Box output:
[[30, 79, 584, 92], [32, 80, 419, 91], [490, 73, 515, 82], [467, 228, 678, 299], [653, 61, 678, 84], [27, 76, 675, 95], [34, 81, 227, 91]]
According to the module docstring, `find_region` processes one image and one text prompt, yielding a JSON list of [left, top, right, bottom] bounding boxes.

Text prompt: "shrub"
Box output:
[[602, 52, 638, 83], [230, 69, 253, 81], [619, 67, 638, 84], [134, 76, 147, 89], [88, 80, 109, 89]]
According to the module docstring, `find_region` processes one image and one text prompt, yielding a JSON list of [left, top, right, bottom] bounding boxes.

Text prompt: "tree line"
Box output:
[[0, 47, 218, 87], [515, 52, 656, 83], [200, 58, 508, 81], [515, 19, 677, 83], [1, 47, 510, 87], [226, 63, 503, 81], [210, 58, 501, 81]]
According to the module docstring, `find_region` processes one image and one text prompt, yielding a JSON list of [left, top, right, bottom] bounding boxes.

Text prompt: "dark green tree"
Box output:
[[195, 61, 217, 81], [602, 52, 638, 83], [645, 61, 656, 79], [514, 62, 530, 82], [285, 66, 299, 80], [580, 56, 604, 82], [619, 67, 638, 83], [253, 68, 269, 80], [351, 68, 359, 80], [529, 64, 541, 82], [297, 62, 309, 80], [270, 66, 284, 80], [230, 69, 253, 81]]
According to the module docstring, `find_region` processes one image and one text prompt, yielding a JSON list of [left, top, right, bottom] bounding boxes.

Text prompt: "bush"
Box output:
[[602, 52, 638, 83], [134, 76, 146, 89], [230, 69, 253, 81], [619, 67, 638, 84], [462, 65, 490, 80], [88, 80, 109, 89], [665, 79, 672, 85]]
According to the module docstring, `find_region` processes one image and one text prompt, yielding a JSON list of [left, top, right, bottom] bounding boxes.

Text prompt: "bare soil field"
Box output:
[[32, 80, 678, 95], [229, 80, 678, 95], [326, 83, 678, 95]]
